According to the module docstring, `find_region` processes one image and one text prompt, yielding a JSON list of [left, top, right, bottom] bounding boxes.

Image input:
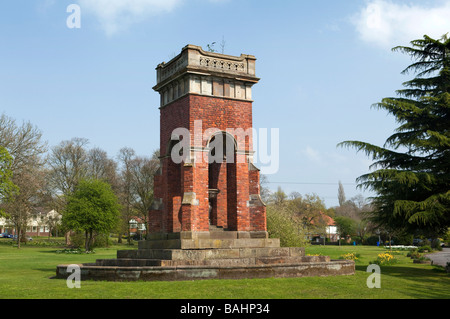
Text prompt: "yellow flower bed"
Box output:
[[376, 253, 397, 265], [340, 252, 359, 261]]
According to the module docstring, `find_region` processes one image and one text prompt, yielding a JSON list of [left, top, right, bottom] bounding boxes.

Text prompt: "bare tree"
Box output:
[[87, 147, 119, 192], [46, 137, 89, 244], [129, 150, 160, 236], [117, 147, 136, 244], [271, 186, 287, 206], [4, 167, 45, 247], [288, 193, 328, 233], [47, 137, 89, 197], [259, 174, 271, 203], [0, 114, 47, 248], [0, 114, 47, 172], [289, 191, 302, 200]]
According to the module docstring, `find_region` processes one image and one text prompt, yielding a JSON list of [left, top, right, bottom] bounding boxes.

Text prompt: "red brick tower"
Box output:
[[149, 44, 266, 236], [56, 45, 356, 282]]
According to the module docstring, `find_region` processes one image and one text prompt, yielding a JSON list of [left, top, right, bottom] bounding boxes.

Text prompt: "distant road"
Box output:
[[425, 248, 450, 267]]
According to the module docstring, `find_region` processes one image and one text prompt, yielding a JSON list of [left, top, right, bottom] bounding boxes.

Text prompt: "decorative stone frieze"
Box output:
[[154, 45, 259, 107]]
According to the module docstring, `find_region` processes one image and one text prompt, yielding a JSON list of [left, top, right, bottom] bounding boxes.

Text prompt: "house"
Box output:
[[129, 217, 147, 236], [0, 208, 61, 237], [307, 211, 339, 243]]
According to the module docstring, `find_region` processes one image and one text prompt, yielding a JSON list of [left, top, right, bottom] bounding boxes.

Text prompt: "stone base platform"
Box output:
[[56, 229, 355, 281]]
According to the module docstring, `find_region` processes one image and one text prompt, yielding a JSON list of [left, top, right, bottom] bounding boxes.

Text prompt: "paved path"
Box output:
[[424, 247, 450, 267]]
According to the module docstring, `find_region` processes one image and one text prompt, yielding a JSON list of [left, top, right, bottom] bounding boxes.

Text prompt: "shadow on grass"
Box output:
[[355, 264, 450, 299], [39, 250, 61, 254]]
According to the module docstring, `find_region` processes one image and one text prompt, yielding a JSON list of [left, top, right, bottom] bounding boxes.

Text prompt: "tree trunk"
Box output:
[[85, 231, 89, 251], [65, 231, 71, 246], [16, 226, 21, 249], [89, 230, 94, 251]]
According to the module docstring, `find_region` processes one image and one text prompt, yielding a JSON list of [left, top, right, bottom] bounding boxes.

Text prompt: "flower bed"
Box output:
[[370, 253, 398, 265], [384, 245, 417, 250], [339, 252, 359, 261]]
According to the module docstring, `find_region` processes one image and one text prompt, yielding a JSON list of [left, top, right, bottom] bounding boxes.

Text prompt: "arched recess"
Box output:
[[165, 136, 183, 232], [206, 131, 237, 228]]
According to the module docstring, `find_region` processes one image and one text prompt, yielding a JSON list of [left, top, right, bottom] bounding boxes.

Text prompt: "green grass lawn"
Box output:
[[0, 241, 448, 299]]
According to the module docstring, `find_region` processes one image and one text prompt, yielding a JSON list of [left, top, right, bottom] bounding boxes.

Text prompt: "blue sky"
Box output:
[[1, 0, 450, 207]]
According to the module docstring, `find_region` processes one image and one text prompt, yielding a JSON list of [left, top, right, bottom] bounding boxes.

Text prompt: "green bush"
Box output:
[[431, 239, 443, 251], [266, 205, 308, 248], [418, 245, 432, 253], [92, 233, 112, 248], [407, 249, 421, 259], [419, 239, 431, 247], [69, 232, 85, 249]]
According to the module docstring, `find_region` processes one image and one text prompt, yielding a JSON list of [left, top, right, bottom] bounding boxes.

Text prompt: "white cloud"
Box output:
[[304, 146, 322, 162], [352, 0, 450, 49], [77, 0, 185, 36]]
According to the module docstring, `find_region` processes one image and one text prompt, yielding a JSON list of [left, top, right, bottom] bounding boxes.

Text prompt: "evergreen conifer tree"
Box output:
[[339, 34, 450, 236]]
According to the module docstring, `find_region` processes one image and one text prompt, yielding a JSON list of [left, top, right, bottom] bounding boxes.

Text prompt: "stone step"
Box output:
[[256, 255, 331, 264], [56, 259, 356, 282], [90, 254, 326, 268], [138, 238, 280, 250], [117, 247, 305, 261], [93, 259, 160, 267]]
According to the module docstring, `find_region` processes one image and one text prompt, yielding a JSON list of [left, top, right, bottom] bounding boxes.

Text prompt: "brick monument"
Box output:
[[149, 44, 266, 236], [56, 45, 354, 281]]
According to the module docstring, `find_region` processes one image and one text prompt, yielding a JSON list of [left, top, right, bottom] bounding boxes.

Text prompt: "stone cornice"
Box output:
[[153, 45, 259, 106]]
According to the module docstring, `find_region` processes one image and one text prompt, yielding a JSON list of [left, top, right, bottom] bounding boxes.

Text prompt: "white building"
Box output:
[[0, 208, 61, 237]]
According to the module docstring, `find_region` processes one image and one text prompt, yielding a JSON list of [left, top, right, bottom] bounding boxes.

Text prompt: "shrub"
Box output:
[[69, 232, 85, 249], [407, 250, 421, 259], [55, 248, 95, 254], [419, 239, 431, 247], [418, 245, 432, 253], [92, 233, 112, 248], [431, 239, 443, 251], [266, 205, 309, 247]]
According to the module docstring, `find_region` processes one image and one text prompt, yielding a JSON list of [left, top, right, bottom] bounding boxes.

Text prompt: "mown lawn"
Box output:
[[0, 241, 448, 299]]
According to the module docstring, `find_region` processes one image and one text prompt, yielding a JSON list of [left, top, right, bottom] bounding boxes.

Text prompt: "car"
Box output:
[[10, 235, 33, 241]]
